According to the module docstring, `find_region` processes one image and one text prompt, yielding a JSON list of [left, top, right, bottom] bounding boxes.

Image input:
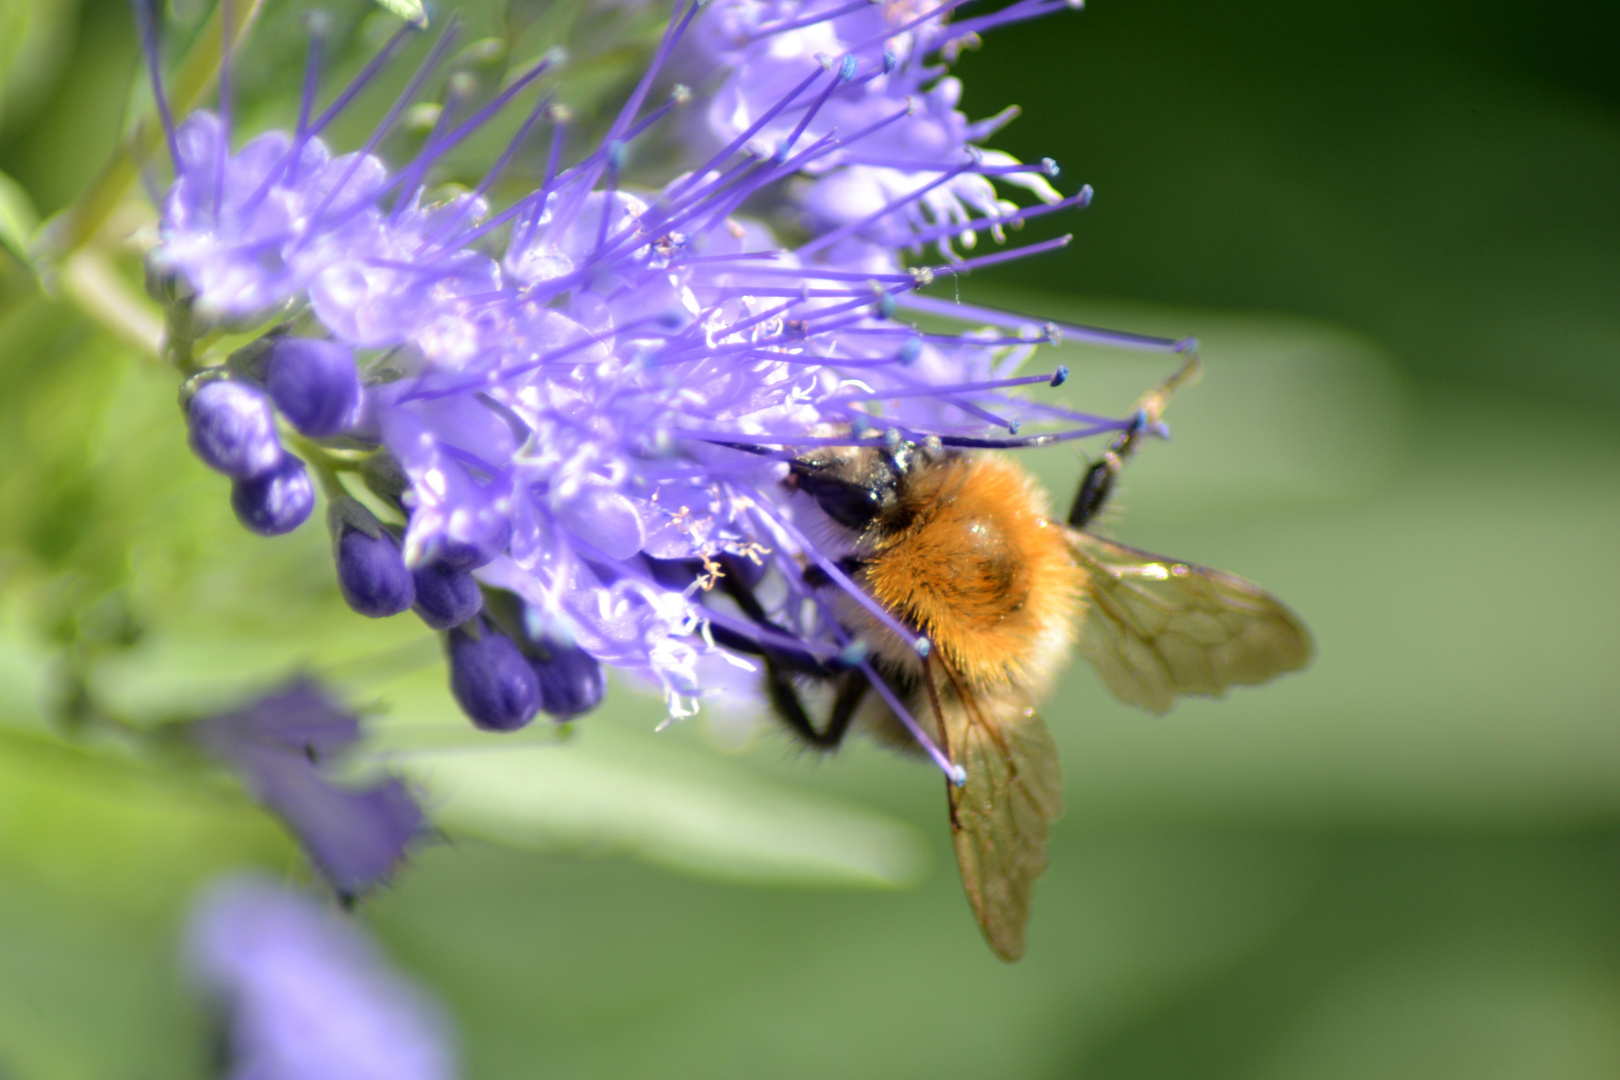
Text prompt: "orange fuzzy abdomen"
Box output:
[[860, 455, 1081, 692]]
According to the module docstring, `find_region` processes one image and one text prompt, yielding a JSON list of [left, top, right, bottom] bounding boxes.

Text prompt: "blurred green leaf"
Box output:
[[0, 167, 38, 266], [0, 730, 284, 1080], [377, 670, 930, 888], [960, 286, 1413, 525], [1253, 942, 1620, 1080], [0, 0, 81, 135]]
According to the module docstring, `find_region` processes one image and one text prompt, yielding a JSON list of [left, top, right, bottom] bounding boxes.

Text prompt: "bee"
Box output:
[[709, 355, 1312, 961]]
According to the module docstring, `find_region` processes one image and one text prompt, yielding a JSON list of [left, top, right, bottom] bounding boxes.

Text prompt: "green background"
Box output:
[[0, 0, 1617, 1077]]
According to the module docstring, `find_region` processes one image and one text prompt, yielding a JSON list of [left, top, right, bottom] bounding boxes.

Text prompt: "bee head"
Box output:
[[789, 439, 947, 532]]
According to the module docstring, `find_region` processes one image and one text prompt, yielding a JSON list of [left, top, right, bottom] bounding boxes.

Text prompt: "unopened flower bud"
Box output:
[[412, 561, 483, 630], [187, 379, 281, 479], [328, 498, 415, 618], [528, 634, 606, 720], [265, 338, 363, 437], [447, 622, 541, 732], [232, 455, 315, 536]]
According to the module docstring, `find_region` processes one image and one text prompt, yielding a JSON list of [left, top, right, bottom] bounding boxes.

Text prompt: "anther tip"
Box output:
[[1077, 184, 1094, 207], [838, 53, 857, 82], [1050, 365, 1069, 387], [949, 764, 968, 787], [914, 636, 931, 657]]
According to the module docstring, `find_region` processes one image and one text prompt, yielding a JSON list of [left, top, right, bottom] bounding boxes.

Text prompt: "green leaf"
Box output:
[[417, 742, 930, 887], [0, 168, 37, 267], [373, 670, 929, 888]]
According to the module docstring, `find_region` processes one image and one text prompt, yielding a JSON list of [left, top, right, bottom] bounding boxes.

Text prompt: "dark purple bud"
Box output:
[[187, 379, 281, 478], [232, 455, 315, 536], [433, 517, 513, 572], [335, 528, 415, 618], [447, 623, 541, 732], [529, 636, 606, 720], [265, 338, 363, 437], [412, 561, 483, 630]]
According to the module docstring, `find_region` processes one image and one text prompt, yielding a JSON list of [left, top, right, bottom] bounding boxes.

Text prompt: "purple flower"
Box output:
[[187, 875, 459, 1080], [143, 1, 1187, 755], [686, 0, 1074, 259], [190, 679, 424, 900]]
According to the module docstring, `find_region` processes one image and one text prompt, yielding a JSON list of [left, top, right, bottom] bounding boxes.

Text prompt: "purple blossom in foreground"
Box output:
[[190, 679, 424, 899], [143, 0, 1188, 753], [187, 875, 459, 1080]]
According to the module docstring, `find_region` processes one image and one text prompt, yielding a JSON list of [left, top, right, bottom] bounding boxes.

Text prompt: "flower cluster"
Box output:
[[144, 0, 1184, 752]]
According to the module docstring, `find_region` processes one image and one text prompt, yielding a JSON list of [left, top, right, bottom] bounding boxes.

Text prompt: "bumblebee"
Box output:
[[711, 356, 1312, 960]]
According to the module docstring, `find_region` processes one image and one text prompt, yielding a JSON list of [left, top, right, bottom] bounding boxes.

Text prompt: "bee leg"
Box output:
[[1068, 351, 1202, 528], [709, 554, 870, 747], [762, 658, 869, 750], [1067, 450, 1122, 528]]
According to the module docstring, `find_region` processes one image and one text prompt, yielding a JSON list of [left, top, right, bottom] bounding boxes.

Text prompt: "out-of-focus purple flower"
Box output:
[[190, 679, 424, 899], [154, 109, 392, 326], [187, 875, 459, 1080], [143, 1, 1187, 748]]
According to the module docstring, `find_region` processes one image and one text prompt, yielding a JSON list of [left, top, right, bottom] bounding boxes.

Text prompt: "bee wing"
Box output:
[[1065, 529, 1313, 715], [942, 680, 1063, 963]]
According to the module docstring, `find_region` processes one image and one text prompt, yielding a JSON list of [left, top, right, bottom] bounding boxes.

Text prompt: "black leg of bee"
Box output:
[[703, 553, 871, 747], [1068, 352, 1203, 529], [762, 657, 870, 749], [1067, 452, 1120, 529]]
